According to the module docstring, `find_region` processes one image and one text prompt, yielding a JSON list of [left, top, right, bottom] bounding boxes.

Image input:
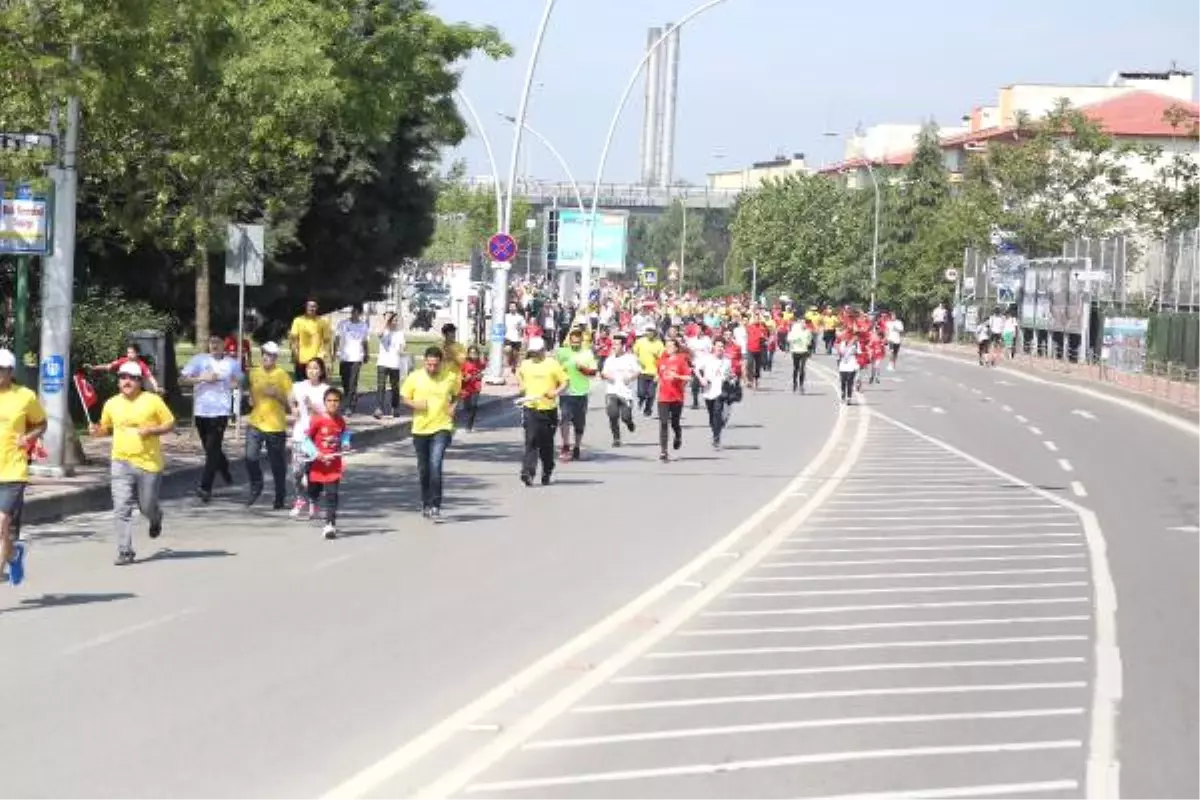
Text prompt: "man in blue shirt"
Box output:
[[180, 334, 243, 502]]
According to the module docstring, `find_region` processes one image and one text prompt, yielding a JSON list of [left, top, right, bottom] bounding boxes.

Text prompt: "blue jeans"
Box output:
[[413, 430, 452, 510]]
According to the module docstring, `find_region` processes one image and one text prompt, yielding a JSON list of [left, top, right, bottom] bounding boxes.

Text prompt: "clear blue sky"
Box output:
[[430, 0, 1200, 184]]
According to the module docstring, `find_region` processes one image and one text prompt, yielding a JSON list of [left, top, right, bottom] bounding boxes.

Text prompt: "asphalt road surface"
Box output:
[[3, 349, 1195, 800]]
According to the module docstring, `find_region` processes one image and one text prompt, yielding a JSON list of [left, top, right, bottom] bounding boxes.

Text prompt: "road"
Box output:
[[2, 349, 1195, 799]]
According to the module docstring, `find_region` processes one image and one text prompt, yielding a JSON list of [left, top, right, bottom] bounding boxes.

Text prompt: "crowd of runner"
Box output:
[[0, 288, 908, 585]]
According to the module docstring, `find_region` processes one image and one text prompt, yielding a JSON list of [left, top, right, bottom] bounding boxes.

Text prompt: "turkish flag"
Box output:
[[73, 370, 98, 408]]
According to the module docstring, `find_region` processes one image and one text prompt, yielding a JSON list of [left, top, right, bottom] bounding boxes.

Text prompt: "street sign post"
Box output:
[[642, 267, 658, 286], [944, 268, 958, 282], [487, 232, 517, 263], [3, 180, 55, 386], [225, 223, 265, 436]]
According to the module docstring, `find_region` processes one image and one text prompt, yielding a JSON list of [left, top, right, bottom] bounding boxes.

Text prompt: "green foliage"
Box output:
[[421, 163, 536, 268], [626, 203, 731, 290], [0, 0, 508, 338]]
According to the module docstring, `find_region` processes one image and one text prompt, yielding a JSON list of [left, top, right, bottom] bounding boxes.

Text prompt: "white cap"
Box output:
[[0, 349, 15, 369], [117, 361, 143, 378], [527, 336, 546, 352], [261, 341, 280, 355]]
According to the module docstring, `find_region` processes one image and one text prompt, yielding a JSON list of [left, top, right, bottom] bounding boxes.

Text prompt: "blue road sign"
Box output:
[[40, 354, 64, 394], [490, 321, 505, 343], [487, 232, 517, 262]]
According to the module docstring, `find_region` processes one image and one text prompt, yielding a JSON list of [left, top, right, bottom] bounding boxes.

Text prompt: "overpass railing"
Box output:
[[456, 177, 742, 209]]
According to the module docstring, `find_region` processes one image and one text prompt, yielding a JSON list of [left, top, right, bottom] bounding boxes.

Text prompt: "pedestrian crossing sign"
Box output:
[[642, 267, 658, 286]]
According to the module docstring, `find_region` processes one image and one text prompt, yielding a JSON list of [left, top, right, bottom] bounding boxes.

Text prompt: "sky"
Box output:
[[429, 0, 1200, 186]]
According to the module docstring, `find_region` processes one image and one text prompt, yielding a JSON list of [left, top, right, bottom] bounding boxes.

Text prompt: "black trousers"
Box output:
[[245, 427, 287, 502], [792, 352, 809, 389], [840, 370, 856, 401], [705, 397, 726, 442], [376, 367, 401, 415], [658, 401, 683, 452], [340, 361, 363, 411], [637, 375, 657, 416], [307, 479, 339, 524], [606, 395, 634, 440], [522, 408, 557, 479], [195, 415, 230, 492]]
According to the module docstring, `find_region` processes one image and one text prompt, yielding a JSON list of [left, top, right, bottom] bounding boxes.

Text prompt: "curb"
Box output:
[[20, 391, 517, 527]]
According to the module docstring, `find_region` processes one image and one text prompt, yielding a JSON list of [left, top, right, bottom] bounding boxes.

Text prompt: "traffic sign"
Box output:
[[487, 232, 517, 262], [40, 354, 64, 394], [642, 267, 658, 286], [944, 268, 958, 282], [225, 223, 264, 287]]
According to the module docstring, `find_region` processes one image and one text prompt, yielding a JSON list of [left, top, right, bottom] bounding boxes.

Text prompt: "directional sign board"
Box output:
[[0, 181, 52, 255], [487, 232, 517, 263], [642, 267, 658, 286], [225, 223, 265, 286]]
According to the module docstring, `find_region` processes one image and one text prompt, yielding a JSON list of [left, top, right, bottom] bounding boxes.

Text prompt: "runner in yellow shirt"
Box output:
[[288, 299, 334, 381], [244, 341, 293, 509], [632, 327, 665, 417], [90, 361, 177, 565], [517, 337, 567, 486], [401, 346, 460, 521], [0, 348, 46, 586]]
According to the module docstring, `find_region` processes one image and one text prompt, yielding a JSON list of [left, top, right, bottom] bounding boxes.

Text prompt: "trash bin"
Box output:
[[126, 329, 178, 397]]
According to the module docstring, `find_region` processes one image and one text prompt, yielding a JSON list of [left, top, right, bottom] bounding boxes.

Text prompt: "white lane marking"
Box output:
[[685, 615, 1093, 638], [1029, 425, 1044, 435], [816, 504, 1065, 513], [833, 485, 1041, 492], [1072, 481, 1089, 497], [350, 382, 868, 800], [574, 681, 1088, 714], [704, 598, 1090, 618], [727, 581, 1088, 599], [1072, 409, 1098, 420], [745, 567, 1088, 582], [1002, 404, 1014, 412], [649, 635, 1089, 659], [613, 657, 1086, 684], [791, 525, 1081, 535], [1043, 440, 1059, 452], [764, 554, 1086, 567], [779, 534, 1081, 545], [931, 406, 946, 414], [1166, 525, 1200, 533], [971, 387, 983, 395], [810, 512, 1075, 522], [870, 409, 1122, 800], [321, 377, 855, 800], [829, 491, 1049, 500], [526, 707, 1085, 750], [1016, 414, 1029, 423], [465, 741, 1083, 793], [1058, 458, 1075, 472], [62, 609, 195, 656], [798, 778, 1079, 800]]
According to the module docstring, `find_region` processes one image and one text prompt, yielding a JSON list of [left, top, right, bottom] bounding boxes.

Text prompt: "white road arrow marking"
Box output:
[[931, 407, 947, 415], [1166, 525, 1199, 533], [1071, 409, 1098, 421], [997, 380, 1014, 386]]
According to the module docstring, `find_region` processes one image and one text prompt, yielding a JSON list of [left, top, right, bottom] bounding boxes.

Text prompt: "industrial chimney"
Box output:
[[657, 22, 680, 188], [639, 27, 664, 186]]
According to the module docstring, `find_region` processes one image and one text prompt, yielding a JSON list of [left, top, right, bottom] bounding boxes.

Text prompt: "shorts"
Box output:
[[990, 333, 1003, 345], [559, 395, 589, 432], [0, 481, 27, 515], [978, 340, 990, 356], [888, 342, 901, 355], [1002, 332, 1015, 347]]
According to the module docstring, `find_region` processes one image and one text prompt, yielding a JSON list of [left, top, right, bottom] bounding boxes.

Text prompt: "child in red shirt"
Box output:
[[460, 345, 486, 432], [306, 387, 348, 539], [655, 338, 692, 463]]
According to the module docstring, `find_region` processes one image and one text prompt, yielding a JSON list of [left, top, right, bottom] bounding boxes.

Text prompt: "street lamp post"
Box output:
[[454, 89, 504, 231], [863, 159, 881, 315], [580, 0, 730, 309], [497, 113, 586, 214], [485, 0, 557, 384]]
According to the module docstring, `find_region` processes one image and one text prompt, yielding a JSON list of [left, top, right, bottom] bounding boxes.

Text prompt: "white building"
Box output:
[[706, 153, 809, 191]]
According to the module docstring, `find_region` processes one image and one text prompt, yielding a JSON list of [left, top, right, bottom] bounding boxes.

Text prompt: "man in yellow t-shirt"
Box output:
[[439, 323, 466, 395], [245, 341, 293, 509], [401, 345, 460, 520], [90, 361, 177, 565], [288, 299, 333, 381], [632, 326, 665, 417], [0, 348, 47, 586], [516, 336, 567, 486]]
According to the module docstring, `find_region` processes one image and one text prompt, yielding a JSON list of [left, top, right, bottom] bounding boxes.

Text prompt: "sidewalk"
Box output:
[[909, 340, 1200, 418], [22, 380, 520, 526]]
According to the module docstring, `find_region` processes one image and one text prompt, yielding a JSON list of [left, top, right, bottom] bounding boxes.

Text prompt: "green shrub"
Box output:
[[70, 290, 176, 409]]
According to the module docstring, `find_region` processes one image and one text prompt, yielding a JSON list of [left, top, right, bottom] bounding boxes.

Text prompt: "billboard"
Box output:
[[0, 181, 52, 255], [554, 209, 628, 271], [1019, 258, 1089, 335]]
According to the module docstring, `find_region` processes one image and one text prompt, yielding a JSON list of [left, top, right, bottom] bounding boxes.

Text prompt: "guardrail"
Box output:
[[455, 178, 742, 209]]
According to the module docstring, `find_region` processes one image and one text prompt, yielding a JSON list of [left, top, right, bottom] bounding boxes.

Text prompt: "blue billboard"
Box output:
[[555, 209, 628, 271]]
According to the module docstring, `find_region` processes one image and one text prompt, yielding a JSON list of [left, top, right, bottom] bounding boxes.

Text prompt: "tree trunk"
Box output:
[[195, 246, 210, 344]]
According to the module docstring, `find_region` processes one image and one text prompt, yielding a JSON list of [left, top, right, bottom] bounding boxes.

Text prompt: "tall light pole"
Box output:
[[497, 113, 585, 213], [486, 0, 557, 383], [454, 89, 504, 231], [580, 0, 730, 309], [863, 159, 881, 315]]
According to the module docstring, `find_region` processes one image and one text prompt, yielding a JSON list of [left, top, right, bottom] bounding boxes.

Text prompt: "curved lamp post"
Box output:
[[580, 0, 730, 306], [486, 0, 557, 383], [497, 112, 586, 214], [454, 89, 504, 231]]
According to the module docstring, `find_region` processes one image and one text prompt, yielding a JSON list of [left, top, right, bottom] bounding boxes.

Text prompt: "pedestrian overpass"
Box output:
[[456, 177, 741, 211]]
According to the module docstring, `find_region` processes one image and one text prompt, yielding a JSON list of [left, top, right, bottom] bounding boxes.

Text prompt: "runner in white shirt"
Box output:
[[288, 358, 330, 517], [976, 319, 993, 366], [885, 316, 905, 370], [334, 304, 370, 414], [374, 311, 406, 419], [503, 303, 525, 374], [835, 332, 860, 404], [685, 327, 714, 409], [600, 333, 639, 447], [695, 339, 733, 449]]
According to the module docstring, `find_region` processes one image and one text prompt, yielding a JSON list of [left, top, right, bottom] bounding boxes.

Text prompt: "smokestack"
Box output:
[[640, 27, 664, 186], [657, 23, 680, 188]]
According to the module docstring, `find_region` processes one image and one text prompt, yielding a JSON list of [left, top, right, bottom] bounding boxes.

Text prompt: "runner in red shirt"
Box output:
[[656, 338, 691, 463], [744, 318, 766, 389], [306, 387, 348, 539], [459, 345, 486, 432], [867, 329, 886, 385]]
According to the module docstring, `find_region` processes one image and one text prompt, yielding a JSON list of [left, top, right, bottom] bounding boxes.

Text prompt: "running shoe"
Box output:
[[673, 436, 682, 451], [322, 523, 337, 540], [7, 541, 26, 586], [520, 473, 533, 487], [571, 445, 581, 461], [114, 549, 136, 566], [148, 519, 162, 539], [290, 499, 308, 519], [429, 507, 443, 523]]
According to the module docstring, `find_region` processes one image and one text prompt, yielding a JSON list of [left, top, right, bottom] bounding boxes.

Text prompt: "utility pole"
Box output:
[[35, 43, 80, 477], [751, 259, 758, 304], [678, 202, 687, 291]]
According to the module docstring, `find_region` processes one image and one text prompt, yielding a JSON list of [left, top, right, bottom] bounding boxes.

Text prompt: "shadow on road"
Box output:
[[140, 548, 236, 563], [0, 592, 137, 615]]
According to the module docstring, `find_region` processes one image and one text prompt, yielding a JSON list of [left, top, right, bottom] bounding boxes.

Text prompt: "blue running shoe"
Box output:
[[8, 541, 26, 586]]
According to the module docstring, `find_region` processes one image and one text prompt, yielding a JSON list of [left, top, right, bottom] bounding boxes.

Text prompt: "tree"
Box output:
[[626, 203, 731, 290], [421, 163, 536, 274]]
